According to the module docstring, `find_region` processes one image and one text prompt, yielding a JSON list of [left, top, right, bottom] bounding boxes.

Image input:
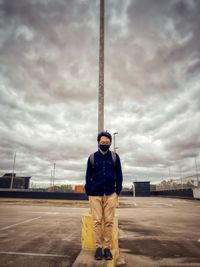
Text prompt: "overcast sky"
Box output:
[[0, 0, 200, 188]]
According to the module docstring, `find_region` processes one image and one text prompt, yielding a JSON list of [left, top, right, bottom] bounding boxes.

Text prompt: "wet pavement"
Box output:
[[0, 197, 200, 267]]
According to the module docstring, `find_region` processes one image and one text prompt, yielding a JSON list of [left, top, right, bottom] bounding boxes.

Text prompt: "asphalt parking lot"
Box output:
[[0, 197, 200, 267]]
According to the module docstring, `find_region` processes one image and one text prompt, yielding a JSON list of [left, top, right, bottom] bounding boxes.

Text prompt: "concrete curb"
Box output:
[[71, 249, 126, 267], [0, 197, 89, 205], [71, 249, 115, 267]]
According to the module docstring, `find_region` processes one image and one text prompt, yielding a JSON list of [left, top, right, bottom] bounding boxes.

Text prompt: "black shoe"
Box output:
[[95, 247, 103, 260], [104, 248, 113, 260]]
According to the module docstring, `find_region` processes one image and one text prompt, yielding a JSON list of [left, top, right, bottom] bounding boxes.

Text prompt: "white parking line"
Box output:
[[0, 251, 69, 258], [152, 203, 173, 207], [0, 217, 41, 231], [31, 212, 59, 215]]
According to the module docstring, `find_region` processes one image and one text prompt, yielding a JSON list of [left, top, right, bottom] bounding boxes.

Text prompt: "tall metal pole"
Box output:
[[180, 166, 183, 190], [53, 163, 56, 190], [195, 157, 199, 187], [51, 169, 53, 187], [98, 0, 104, 133], [10, 152, 16, 189], [113, 132, 118, 152], [114, 134, 115, 152], [168, 168, 171, 190]]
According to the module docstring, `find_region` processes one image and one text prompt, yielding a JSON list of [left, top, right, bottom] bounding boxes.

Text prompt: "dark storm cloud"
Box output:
[[104, 0, 200, 102], [0, 0, 99, 106], [0, 0, 200, 187]]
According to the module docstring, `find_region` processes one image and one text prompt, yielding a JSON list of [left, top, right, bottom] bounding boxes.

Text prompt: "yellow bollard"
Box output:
[[81, 212, 96, 250], [81, 212, 120, 265], [82, 212, 119, 251]]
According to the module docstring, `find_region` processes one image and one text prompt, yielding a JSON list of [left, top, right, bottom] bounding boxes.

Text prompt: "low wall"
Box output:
[[0, 190, 88, 200], [151, 188, 194, 198], [0, 189, 133, 200], [0, 189, 196, 200]]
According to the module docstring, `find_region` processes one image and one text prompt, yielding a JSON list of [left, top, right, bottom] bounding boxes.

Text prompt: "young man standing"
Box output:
[[85, 131, 123, 261]]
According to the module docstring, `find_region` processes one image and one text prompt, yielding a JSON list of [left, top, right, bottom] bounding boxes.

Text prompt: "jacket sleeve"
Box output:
[[115, 154, 123, 195], [85, 157, 93, 195]]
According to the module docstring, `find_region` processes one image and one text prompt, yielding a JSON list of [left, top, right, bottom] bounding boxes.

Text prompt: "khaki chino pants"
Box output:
[[89, 192, 118, 249]]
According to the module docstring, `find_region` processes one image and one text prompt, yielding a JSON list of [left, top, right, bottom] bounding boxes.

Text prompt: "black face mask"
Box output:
[[99, 144, 110, 152]]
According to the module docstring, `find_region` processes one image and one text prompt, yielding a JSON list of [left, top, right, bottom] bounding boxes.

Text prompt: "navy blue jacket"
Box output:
[[85, 150, 123, 196]]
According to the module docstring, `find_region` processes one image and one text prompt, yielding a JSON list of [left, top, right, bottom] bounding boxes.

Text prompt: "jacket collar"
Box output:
[[98, 149, 111, 156]]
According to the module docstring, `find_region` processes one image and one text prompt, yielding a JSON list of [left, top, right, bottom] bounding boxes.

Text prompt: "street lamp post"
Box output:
[[51, 169, 53, 187], [53, 163, 56, 191], [113, 132, 118, 153], [195, 157, 199, 187], [180, 166, 183, 190], [168, 168, 171, 190], [10, 152, 16, 189]]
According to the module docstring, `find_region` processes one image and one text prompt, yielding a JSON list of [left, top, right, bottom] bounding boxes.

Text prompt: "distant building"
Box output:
[[0, 173, 31, 189], [133, 181, 150, 196]]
